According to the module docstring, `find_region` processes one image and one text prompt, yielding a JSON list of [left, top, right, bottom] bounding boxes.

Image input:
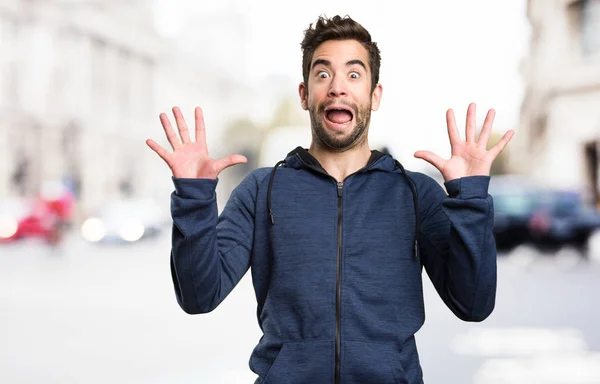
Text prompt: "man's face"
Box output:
[[299, 39, 382, 151]]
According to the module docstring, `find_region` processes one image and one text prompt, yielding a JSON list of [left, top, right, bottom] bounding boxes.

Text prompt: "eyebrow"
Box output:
[[311, 59, 368, 71]]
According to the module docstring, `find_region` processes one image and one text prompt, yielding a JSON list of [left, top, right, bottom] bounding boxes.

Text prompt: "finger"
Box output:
[[446, 109, 461, 146], [477, 109, 496, 148], [195, 107, 208, 152], [414, 150, 446, 172], [172, 106, 191, 144], [159, 113, 181, 151], [488, 130, 515, 159], [146, 139, 172, 166], [465, 102, 476, 143], [214, 154, 248, 174]]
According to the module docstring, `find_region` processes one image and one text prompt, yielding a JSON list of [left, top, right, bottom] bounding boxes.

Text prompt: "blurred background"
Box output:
[[1, 0, 600, 383]]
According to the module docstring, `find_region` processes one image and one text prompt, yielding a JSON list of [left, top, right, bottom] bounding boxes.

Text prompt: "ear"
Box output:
[[298, 82, 308, 111], [371, 83, 383, 111]]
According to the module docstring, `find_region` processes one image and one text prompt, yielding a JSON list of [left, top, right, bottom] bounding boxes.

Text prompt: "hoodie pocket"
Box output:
[[342, 341, 408, 384], [263, 340, 333, 384]]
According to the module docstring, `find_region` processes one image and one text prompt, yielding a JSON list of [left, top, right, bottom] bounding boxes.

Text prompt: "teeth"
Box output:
[[326, 108, 352, 115]]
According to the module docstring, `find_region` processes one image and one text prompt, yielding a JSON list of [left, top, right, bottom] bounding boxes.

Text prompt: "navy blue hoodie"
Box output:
[[169, 147, 497, 384]]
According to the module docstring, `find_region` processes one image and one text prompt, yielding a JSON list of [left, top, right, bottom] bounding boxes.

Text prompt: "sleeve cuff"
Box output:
[[172, 177, 218, 200], [444, 176, 490, 199]]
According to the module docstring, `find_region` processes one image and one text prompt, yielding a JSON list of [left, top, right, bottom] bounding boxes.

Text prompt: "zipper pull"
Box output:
[[337, 182, 343, 197], [414, 239, 420, 259]]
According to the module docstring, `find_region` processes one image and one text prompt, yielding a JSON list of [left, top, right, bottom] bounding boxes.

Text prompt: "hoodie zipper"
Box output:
[[293, 154, 377, 383], [335, 181, 343, 384]]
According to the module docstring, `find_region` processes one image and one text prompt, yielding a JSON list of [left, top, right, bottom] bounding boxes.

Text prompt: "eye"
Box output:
[[349, 71, 360, 79], [317, 71, 330, 79]]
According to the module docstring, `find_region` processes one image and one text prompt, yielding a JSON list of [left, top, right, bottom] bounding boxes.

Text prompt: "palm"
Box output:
[[146, 107, 247, 179], [442, 141, 493, 181], [168, 142, 215, 179], [414, 103, 514, 182]]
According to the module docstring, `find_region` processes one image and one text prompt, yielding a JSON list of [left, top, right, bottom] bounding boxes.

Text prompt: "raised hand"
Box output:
[[414, 103, 514, 182], [146, 107, 247, 179]]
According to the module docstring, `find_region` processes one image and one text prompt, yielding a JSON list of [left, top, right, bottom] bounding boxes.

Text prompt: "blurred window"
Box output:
[[494, 194, 536, 215], [0, 17, 18, 106], [11, 157, 30, 196], [118, 48, 131, 116], [91, 38, 108, 109], [62, 122, 82, 198], [581, 0, 600, 57], [0, 199, 31, 218], [139, 57, 154, 117], [538, 191, 583, 216]]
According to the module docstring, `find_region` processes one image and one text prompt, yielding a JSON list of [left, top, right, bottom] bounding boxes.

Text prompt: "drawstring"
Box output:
[[394, 160, 420, 259], [267, 156, 420, 259], [267, 160, 286, 224]]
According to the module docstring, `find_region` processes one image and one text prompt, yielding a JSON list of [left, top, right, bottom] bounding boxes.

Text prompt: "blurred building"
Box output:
[[0, 0, 294, 219], [0, 0, 162, 216], [0, 0, 310, 225], [517, 0, 600, 204]]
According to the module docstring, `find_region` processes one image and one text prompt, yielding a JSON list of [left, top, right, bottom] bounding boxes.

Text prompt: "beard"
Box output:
[[309, 100, 371, 152]]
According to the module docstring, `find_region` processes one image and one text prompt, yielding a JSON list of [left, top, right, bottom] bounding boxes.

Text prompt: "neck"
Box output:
[[308, 141, 372, 182]]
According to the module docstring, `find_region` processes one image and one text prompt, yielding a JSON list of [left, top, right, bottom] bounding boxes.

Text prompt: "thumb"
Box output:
[[214, 154, 248, 174], [414, 151, 445, 171]]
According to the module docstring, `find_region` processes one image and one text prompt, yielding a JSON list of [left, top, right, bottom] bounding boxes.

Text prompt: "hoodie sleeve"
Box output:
[[415, 174, 496, 322], [169, 172, 259, 314]]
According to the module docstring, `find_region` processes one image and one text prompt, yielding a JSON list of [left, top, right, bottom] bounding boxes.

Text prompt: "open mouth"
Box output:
[[324, 105, 354, 126]]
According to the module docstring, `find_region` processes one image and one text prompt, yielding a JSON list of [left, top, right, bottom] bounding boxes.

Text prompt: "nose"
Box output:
[[327, 75, 347, 97]]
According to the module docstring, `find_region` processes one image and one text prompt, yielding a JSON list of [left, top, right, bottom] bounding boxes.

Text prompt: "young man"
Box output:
[[146, 15, 513, 384]]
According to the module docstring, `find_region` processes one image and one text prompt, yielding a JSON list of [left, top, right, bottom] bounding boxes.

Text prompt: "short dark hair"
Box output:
[[300, 15, 381, 93]]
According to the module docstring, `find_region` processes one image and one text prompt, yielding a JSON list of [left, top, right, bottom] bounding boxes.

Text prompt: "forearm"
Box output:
[[170, 177, 253, 314], [422, 176, 497, 322]]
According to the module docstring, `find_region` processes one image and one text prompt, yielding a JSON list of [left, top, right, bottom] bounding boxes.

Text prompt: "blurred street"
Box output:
[[1, 230, 600, 384], [1, 0, 599, 383]]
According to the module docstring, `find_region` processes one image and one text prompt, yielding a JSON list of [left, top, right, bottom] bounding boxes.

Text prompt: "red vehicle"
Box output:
[[0, 182, 76, 244]]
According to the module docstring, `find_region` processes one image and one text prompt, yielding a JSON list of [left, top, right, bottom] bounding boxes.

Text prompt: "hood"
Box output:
[[282, 146, 395, 174], [266, 146, 420, 258]]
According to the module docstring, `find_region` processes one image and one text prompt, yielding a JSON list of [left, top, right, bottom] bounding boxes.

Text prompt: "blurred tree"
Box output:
[[256, 96, 310, 167], [488, 131, 511, 175], [222, 118, 263, 176], [221, 96, 306, 179], [267, 96, 306, 130]]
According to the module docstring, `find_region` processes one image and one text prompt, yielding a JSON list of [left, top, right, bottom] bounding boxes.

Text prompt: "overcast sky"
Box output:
[[154, 0, 530, 170]]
